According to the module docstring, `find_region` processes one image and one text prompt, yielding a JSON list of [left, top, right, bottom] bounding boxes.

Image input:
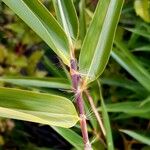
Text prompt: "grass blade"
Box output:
[[79, 0, 86, 42], [79, 0, 124, 83], [120, 130, 150, 145], [2, 0, 70, 65], [100, 97, 150, 119], [52, 0, 79, 41], [101, 77, 147, 95], [125, 27, 150, 39], [112, 40, 150, 91], [0, 87, 79, 128], [98, 81, 114, 150], [0, 76, 71, 89], [53, 127, 83, 150]]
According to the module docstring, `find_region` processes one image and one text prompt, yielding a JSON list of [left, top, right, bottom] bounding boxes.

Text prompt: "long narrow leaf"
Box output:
[[120, 130, 150, 145], [112, 40, 150, 91], [104, 100, 150, 114], [79, 0, 86, 42], [52, 0, 79, 41], [0, 87, 79, 128], [52, 127, 83, 150], [79, 0, 124, 83], [98, 81, 114, 150], [0, 76, 71, 89], [99, 98, 150, 119], [125, 27, 150, 39], [2, 0, 70, 65], [101, 77, 147, 95]]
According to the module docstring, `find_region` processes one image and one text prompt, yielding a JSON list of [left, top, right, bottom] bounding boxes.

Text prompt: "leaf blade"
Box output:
[[79, 0, 124, 83], [2, 0, 70, 65], [120, 130, 150, 146], [52, 127, 83, 150], [52, 0, 79, 40], [98, 81, 114, 150], [0, 87, 79, 128], [0, 76, 71, 89], [112, 40, 150, 92]]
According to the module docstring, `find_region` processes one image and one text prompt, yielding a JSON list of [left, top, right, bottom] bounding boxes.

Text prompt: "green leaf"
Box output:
[[2, 0, 70, 65], [133, 45, 150, 52], [79, 0, 124, 83], [101, 77, 147, 95], [79, 0, 86, 42], [120, 130, 150, 146], [125, 27, 150, 39], [0, 87, 79, 128], [105, 100, 150, 114], [98, 81, 114, 150], [52, 0, 79, 41], [100, 97, 150, 119], [134, 0, 150, 23], [0, 76, 71, 89], [43, 56, 64, 77], [52, 127, 83, 150], [112, 40, 150, 92]]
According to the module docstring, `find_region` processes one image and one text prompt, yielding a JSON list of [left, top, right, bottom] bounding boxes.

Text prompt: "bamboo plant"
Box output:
[[0, 0, 124, 149]]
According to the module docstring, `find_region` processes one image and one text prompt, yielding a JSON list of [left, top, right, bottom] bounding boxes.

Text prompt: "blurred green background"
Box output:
[[0, 0, 150, 149]]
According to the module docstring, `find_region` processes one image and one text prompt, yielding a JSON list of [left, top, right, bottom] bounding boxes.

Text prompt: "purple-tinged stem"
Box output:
[[70, 59, 92, 150]]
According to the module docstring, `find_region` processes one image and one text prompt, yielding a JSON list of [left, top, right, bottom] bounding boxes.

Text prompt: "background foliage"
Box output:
[[0, 0, 150, 149]]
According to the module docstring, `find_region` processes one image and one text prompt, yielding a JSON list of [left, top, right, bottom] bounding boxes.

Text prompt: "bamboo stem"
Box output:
[[70, 59, 92, 150]]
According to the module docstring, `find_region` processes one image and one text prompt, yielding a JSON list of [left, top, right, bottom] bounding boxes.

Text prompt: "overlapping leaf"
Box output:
[[0, 87, 79, 128], [2, 0, 70, 65]]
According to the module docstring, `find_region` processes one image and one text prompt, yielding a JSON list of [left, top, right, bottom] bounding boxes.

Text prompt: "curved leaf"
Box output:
[[2, 0, 70, 65], [79, 0, 124, 83], [0, 87, 79, 128]]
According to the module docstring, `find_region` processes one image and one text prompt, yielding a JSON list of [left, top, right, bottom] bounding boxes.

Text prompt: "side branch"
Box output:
[[84, 90, 106, 137]]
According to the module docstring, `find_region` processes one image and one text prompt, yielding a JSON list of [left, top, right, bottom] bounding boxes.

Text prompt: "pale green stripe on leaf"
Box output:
[[0, 87, 79, 128], [79, 0, 124, 83], [2, 0, 70, 65]]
